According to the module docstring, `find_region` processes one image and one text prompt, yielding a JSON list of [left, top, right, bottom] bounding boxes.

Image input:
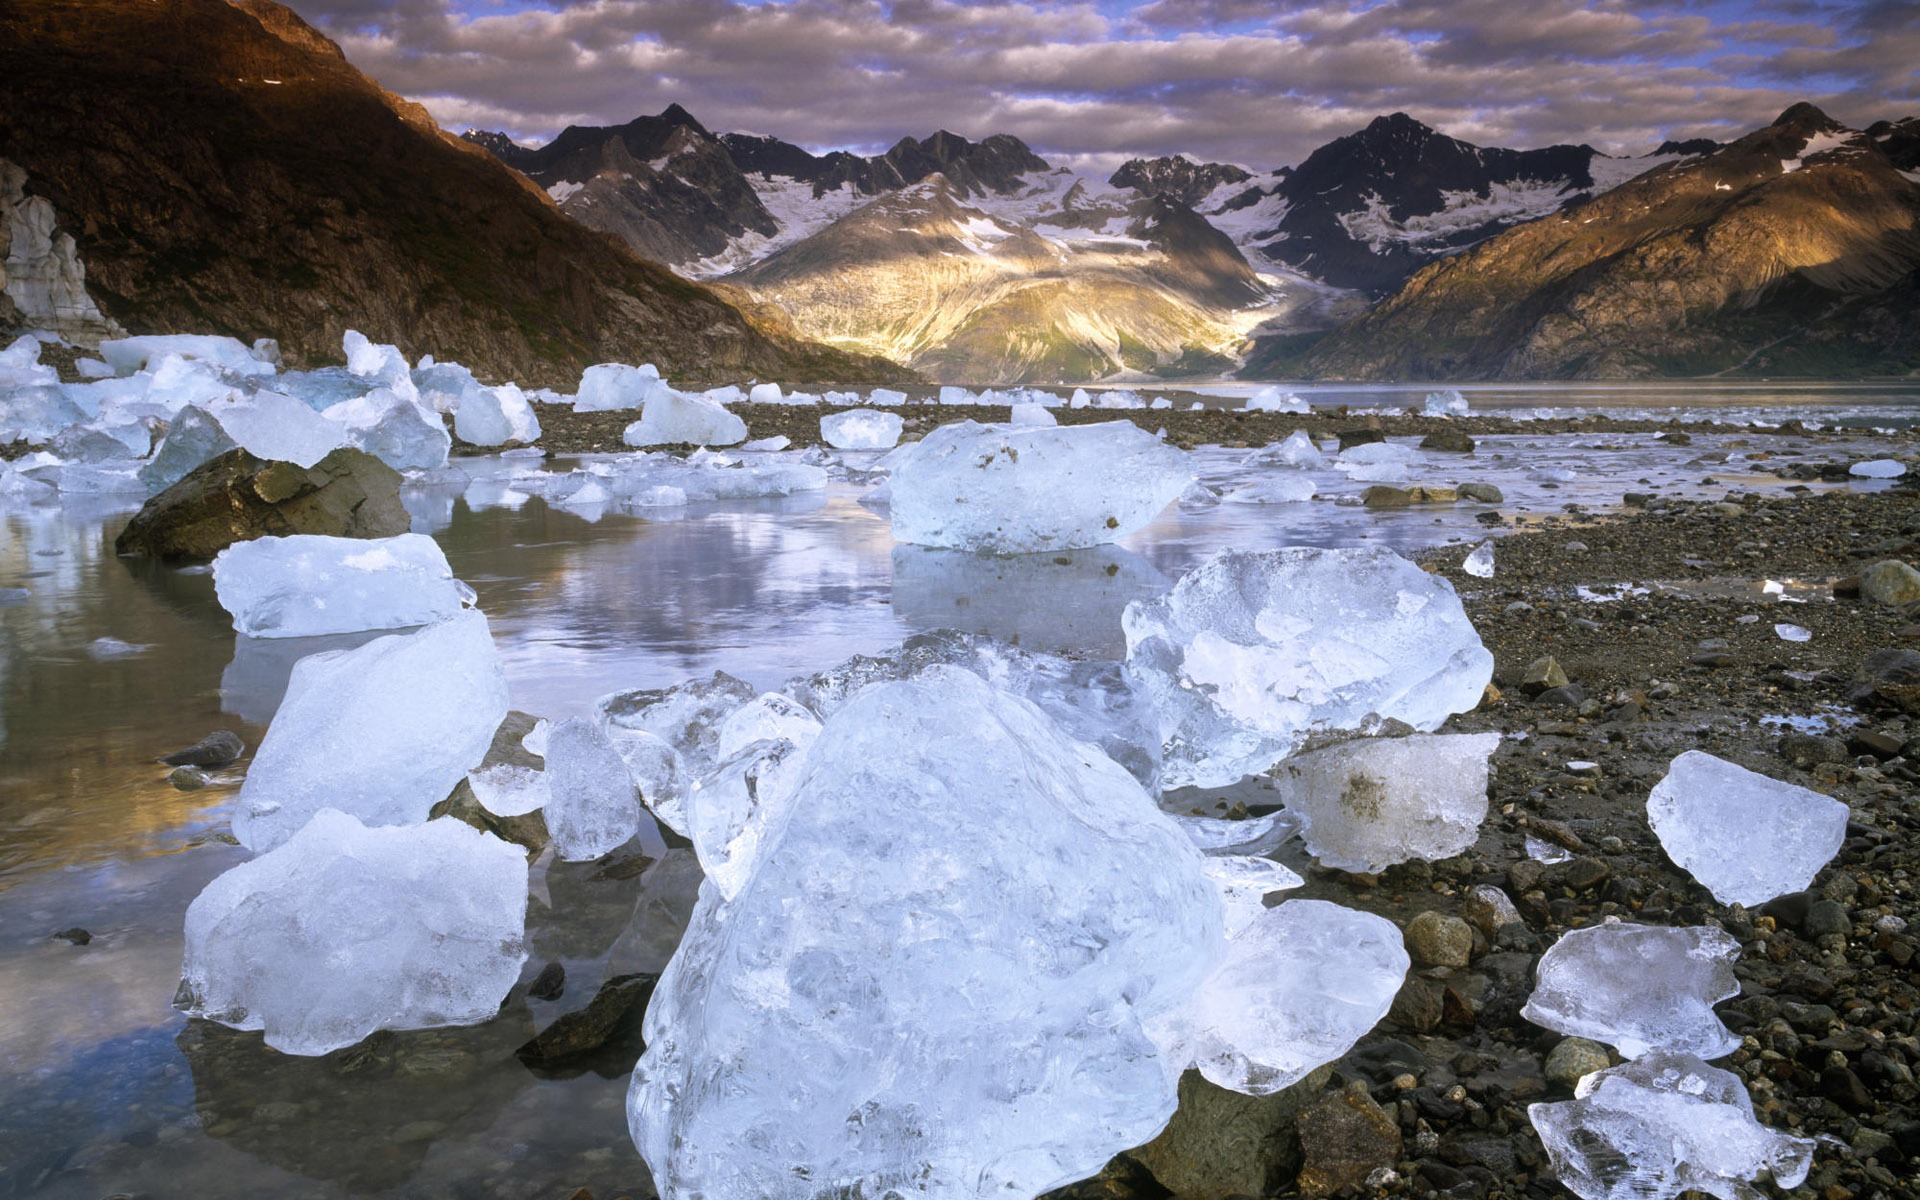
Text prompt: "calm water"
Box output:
[[0, 396, 1909, 1199]]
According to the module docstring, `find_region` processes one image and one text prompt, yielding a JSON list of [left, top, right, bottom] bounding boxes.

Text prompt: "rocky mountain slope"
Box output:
[[0, 0, 904, 385], [1293, 104, 1920, 380]]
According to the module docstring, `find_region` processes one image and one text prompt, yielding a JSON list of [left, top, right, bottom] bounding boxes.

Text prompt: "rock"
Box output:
[[1520, 655, 1569, 697], [1458, 481, 1504, 503], [1849, 729, 1904, 759], [1779, 731, 1850, 768], [1859, 560, 1920, 606], [1419, 428, 1475, 453], [1128, 1065, 1333, 1200], [1294, 1082, 1404, 1197], [1804, 899, 1851, 938], [1337, 427, 1386, 450], [1362, 484, 1413, 508], [516, 973, 655, 1067], [527, 961, 566, 1001], [1404, 911, 1475, 968], [430, 712, 553, 854], [1389, 976, 1447, 1033], [1543, 1037, 1612, 1088], [114, 448, 408, 561], [1460, 884, 1522, 938], [52, 927, 92, 945], [1853, 648, 1920, 713], [1535, 684, 1587, 708], [159, 730, 246, 768], [169, 766, 211, 791]]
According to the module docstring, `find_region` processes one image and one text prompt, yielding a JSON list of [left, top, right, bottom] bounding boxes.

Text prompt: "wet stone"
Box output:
[[1294, 1083, 1402, 1198], [1127, 1065, 1332, 1200], [516, 973, 655, 1067], [527, 961, 566, 1002], [1404, 911, 1475, 968], [160, 730, 245, 768], [169, 766, 211, 791], [1544, 1037, 1612, 1089]]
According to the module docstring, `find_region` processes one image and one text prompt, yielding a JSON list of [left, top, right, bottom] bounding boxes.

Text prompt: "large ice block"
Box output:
[[0, 384, 86, 443], [212, 533, 470, 638], [889, 420, 1192, 553], [210, 390, 349, 468], [544, 717, 643, 861], [628, 669, 1223, 1200], [98, 334, 274, 377], [1521, 921, 1741, 1059], [1645, 750, 1848, 907], [231, 611, 510, 851], [1123, 547, 1493, 790], [1529, 1052, 1814, 1200], [575, 362, 669, 411], [453, 383, 541, 447], [324, 388, 451, 471], [1272, 732, 1499, 873], [820, 408, 903, 450], [622, 390, 748, 447], [177, 809, 528, 1056]]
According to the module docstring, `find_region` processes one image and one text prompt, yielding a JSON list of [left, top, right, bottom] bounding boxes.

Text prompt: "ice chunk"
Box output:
[[1520, 921, 1741, 1059], [1527, 833, 1574, 864], [1529, 1052, 1814, 1200], [1149, 899, 1407, 1095], [1123, 547, 1493, 790], [544, 717, 643, 861], [621, 390, 749, 447], [686, 738, 810, 898], [1774, 623, 1810, 642], [1334, 440, 1420, 480], [747, 382, 783, 404], [819, 407, 903, 450], [1201, 855, 1304, 936], [212, 533, 470, 638], [177, 809, 527, 1055], [598, 671, 757, 769], [1242, 430, 1327, 469], [574, 362, 665, 411], [1221, 475, 1317, 504], [1272, 732, 1499, 873], [1849, 458, 1905, 478], [628, 669, 1222, 1200], [1172, 810, 1302, 857], [98, 334, 273, 377], [0, 384, 86, 443], [867, 387, 908, 406], [1245, 386, 1308, 413], [454, 383, 541, 447], [467, 763, 548, 817], [521, 719, 551, 758], [341, 331, 413, 391], [1424, 389, 1469, 416], [411, 361, 479, 413], [1645, 750, 1848, 907], [48, 420, 147, 463], [1007, 402, 1057, 426], [0, 334, 57, 389], [1463, 540, 1495, 578], [714, 692, 823, 759], [209, 390, 349, 468], [231, 611, 510, 852], [890, 420, 1191, 553], [323, 388, 451, 471]]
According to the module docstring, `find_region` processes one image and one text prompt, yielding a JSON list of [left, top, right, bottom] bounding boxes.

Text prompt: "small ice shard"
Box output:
[[1221, 475, 1317, 504], [1007, 402, 1057, 426], [1526, 834, 1574, 864], [1645, 750, 1848, 907], [1271, 732, 1500, 873], [520, 719, 551, 758], [177, 809, 528, 1056], [1520, 921, 1741, 1059], [628, 669, 1222, 1200], [1529, 1052, 1814, 1200], [1123, 547, 1493, 790], [1242, 429, 1327, 469], [544, 717, 643, 861], [1848, 458, 1905, 478], [575, 362, 669, 411], [610, 727, 690, 836], [212, 533, 470, 638], [819, 408, 903, 450], [598, 671, 757, 770], [209, 390, 348, 468], [1244, 386, 1309, 413], [1172, 810, 1302, 857], [1149, 899, 1408, 1096], [1462, 540, 1495, 578], [1774, 623, 1811, 642], [1424, 389, 1469, 416], [738, 435, 790, 452], [467, 763, 548, 817], [1201, 855, 1305, 936], [622, 391, 747, 447], [232, 611, 510, 852], [88, 636, 151, 659], [889, 420, 1192, 553]]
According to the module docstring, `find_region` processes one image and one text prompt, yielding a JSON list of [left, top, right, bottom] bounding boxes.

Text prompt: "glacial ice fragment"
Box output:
[[628, 669, 1222, 1200], [212, 533, 469, 637], [1645, 750, 1847, 907], [889, 420, 1192, 553], [622, 391, 747, 447], [596, 671, 757, 835], [453, 383, 540, 447], [1008, 402, 1057, 426], [323, 388, 451, 470], [1201, 855, 1305, 937], [1529, 1052, 1814, 1200], [1848, 458, 1905, 478], [1520, 921, 1741, 1059], [685, 737, 810, 898], [467, 763, 549, 817], [1123, 547, 1493, 790], [177, 809, 528, 1056], [1221, 475, 1317, 504], [210, 390, 348, 468], [1244, 386, 1308, 413], [1424, 389, 1469, 416], [98, 334, 274, 377], [1272, 732, 1499, 873], [0, 384, 86, 443], [1242, 429, 1327, 469], [544, 717, 642, 861], [231, 611, 510, 852], [819, 407, 903, 450], [575, 362, 668, 412], [1463, 540, 1495, 578]]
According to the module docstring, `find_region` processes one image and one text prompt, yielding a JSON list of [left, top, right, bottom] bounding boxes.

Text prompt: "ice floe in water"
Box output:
[[1271, 732, 1499, 873], [889, 420, 1192, 553], [1529, 1052, 1814, 1200], [1242, 429, 1327, 469], [819, 407, 902, 450], [177, 809, 528, 1056], [1849, 458, 1905, 478], [1645, 750, 1848, 907], [1521, 921, 1741, 1060], [1122, 547, 1493, 790], [212, 532, 471, 638]]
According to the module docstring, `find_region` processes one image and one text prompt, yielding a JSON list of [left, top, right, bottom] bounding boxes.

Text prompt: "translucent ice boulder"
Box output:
[[628, 669, 1222, 1200], [1007, 402, 1057, 426], [323, 388, 451, 471], [1424, 389, 1469, 416], [1645, 751, 1849, 907], [890, 420, 1192, 553], [1148, 899, 1407, 1095], [177, 809, 528, 1056], [231, 611, 510, 852], [209, 390, 349, 468], [544, 717, 643, 861], [0, 384, 86, 443], [819, 408, 903, 450], [454, 383, 541, 447], [1245, 386, 1308, 413], [1272, 732, 1499, 873], [342, 331, 413, 392], [1848, 458, 1905, 479], [1242, 429, 1327, 469], [1334, 440, 1420, 480], [597, 671, 758, 835], [623, 391, 747, 447], [1529, 1052, 1814, 1200], [213, 533, 469, 638], [1202, 855, 1305, 936], [1521, 921, 1741, 1060], [1463, 540, 1495, 578], [1123, 547, 1493, 790], [467, 763, 548, 817], [140, 404, 237, 492], [575, 362, 670, 412], [0, 334, 58, 389]]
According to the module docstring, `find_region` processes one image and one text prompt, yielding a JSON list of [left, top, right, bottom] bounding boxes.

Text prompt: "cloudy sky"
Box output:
[[290, 0, 1916, 169]]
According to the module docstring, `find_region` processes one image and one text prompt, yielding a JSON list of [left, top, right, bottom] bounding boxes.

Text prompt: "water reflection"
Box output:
[[890, 545, 1168, 658], [221, 630, 391, 725]]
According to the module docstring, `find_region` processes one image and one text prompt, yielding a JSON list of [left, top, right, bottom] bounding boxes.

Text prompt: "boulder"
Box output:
[[1852, 649, 1920, 714], [114, 447, 408, 561], [1295, 1082, 1403, 1196], [1419, 427, 1476, 453], [1860, 560, 1920, 607], [1128, 1065, 1333, 1199]]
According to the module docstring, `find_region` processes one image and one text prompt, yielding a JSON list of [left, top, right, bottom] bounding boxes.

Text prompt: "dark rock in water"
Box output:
[[115, 448, 408, 561], [1337, 427, 1386, 450], [527, 961, 566, 1002], [515, 973, 655, 1067], [1128, 1064, 1332, 1200], [1458, 481, 1503, 503], [430, 712, 551, 854], [1294, 1082, 1402, 1196], [161, 730, 246, 767], [169, 766, 211, 791], [1419, 427, 1475, 453], [52, 927, 91, 945]]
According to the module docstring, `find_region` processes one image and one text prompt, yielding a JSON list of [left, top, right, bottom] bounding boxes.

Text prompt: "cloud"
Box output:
[[280, 0, 1918, 167]]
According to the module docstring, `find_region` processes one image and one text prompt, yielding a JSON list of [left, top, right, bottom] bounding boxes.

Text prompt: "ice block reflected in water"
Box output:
[[890, 544, 1170, 658]]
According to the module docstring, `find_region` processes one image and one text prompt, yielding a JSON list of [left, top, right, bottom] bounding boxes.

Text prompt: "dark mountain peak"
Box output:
[[658, 102, 707, 133], [1363, 112, 1438, 143], [1774, 101, 1839, 130], [880, 130, 1046, 196], [1110, 155, 1252, 207], [231, 0, 345, 61], [1655, 137, 1722, 156]]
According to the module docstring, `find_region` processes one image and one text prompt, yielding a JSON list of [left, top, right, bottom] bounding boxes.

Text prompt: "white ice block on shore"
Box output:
[[1646, 750, 1848, 907], [1521, 921, 1742, 1060], [212, 533, 470, 638]]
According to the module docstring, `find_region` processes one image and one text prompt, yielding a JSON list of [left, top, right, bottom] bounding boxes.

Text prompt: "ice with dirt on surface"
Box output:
[[819, 407, 903, 450], [177, 809, 528, 1056], [575, 362, 671, 412], [467, 763, 548, 817], [1849, 458, 1906, 478], [212, 532, 470, 638], [1424, 389, 1470, 416], [1521, 920, 1742, 1059], [628, 668, 1223, 1200], [1463, 540, 1495, 578], [231, 611, 510, 852], [1646, 750, 1848, 907], [1242, 429, 1327, 469], [1123, 547, 1494, 790], [890, 419, 1192, 553], [1149, 899, 1408, 1095], [544, 717, 644, 861], [1271, 732, 1499, 873], [1244, 386, 1309, 413], [622, 391, 749, 448], [453, 382, 541, 447], [209, 390, 349, 468], [1529, 1051, 1814, 1200]]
